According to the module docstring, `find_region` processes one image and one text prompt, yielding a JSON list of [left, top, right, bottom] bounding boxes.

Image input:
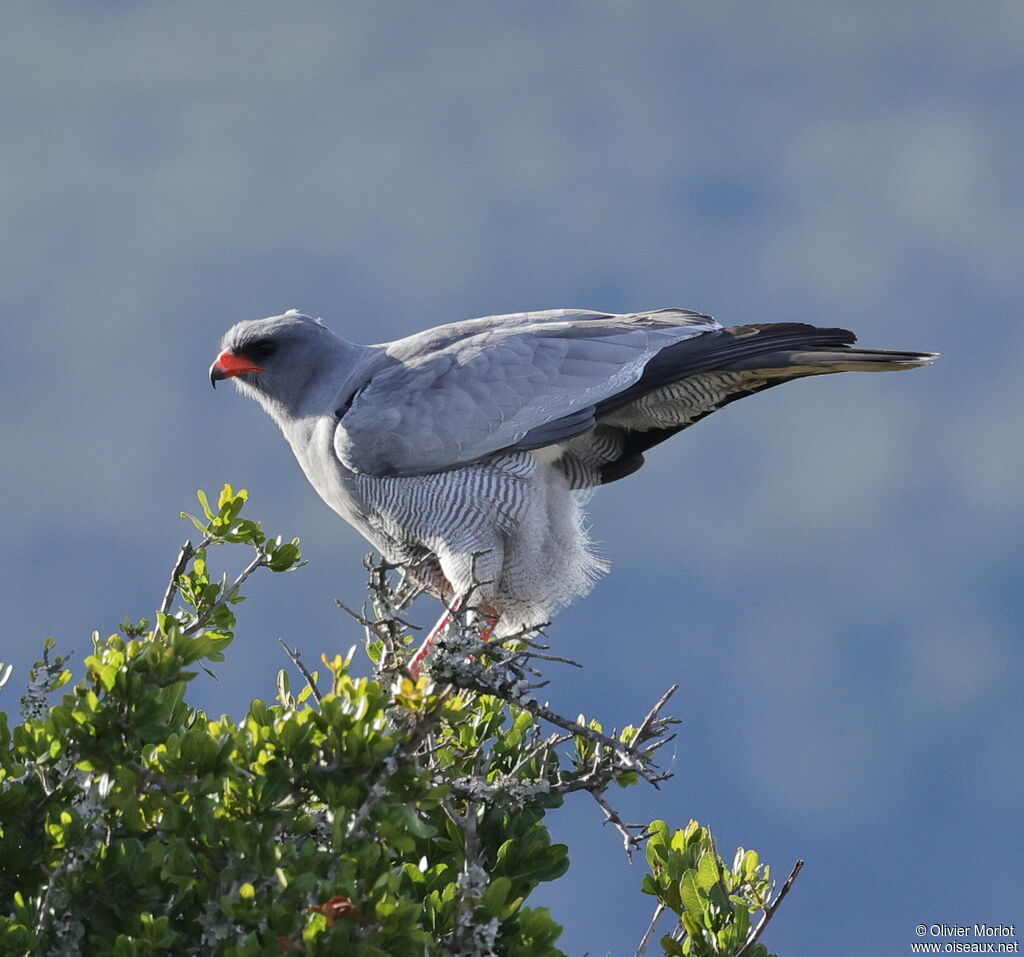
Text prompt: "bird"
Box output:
[[210, 307, 935, 671]]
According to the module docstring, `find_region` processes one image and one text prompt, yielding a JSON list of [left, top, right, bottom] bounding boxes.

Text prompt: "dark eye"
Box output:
[[251, 339, 278, 358]]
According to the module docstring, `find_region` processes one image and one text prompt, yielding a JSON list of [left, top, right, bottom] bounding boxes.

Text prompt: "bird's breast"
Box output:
[[287, 417, 372, 527]]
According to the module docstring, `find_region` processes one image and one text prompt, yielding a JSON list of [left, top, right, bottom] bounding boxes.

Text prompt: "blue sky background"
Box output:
[[2, 2, 1022, 954]]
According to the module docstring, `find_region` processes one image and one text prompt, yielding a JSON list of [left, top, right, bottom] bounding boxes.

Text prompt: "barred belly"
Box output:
[[354, 451, 608, 631]]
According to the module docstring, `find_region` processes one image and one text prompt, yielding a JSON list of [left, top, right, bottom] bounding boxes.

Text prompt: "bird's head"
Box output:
[[210, 310, 338, 416]]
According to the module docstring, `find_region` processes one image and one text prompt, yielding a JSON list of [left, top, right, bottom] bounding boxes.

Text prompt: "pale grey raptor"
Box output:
[[210, 307, 935, 668]]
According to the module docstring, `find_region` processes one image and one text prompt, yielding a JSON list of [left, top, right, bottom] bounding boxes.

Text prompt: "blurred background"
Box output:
[[2, 2, 1021, 953]]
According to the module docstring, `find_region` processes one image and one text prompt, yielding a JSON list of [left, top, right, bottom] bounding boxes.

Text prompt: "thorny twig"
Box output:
[[591, 789, 651, 858], [539, 695, 678, 767], [353, 561, 682, 841], [184, 548, 266, 637], [362, 553, 426, 614], [334, 599, 377, 630], [442, 642, 680, 779], [336, 598, 421, 636], [159, 537, 212, 617], [634, 684, 681, 747], [278, 639, 323, 704], [509, 732, 569, 777]]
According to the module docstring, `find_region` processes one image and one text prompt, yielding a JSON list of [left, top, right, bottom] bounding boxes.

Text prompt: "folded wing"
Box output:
[[334, 309, 720, 475]]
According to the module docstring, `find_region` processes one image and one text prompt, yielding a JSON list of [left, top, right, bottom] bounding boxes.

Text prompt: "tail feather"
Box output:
[[714, 323, 938, 373], [597, 322, 937, 417], [729, 347, 939, 376], [583, 321, 937, 485]]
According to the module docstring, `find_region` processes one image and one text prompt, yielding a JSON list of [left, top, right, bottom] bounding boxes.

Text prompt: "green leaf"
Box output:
[[734, 902, 751, 942], [480, 876, 512, 913], [680, 869, 704, 917], [269, 542, 301, 571], [196, 489, 215, 521], [697, 851, 720, 892]]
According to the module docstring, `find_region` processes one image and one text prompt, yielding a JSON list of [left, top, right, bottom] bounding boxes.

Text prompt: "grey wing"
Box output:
[[335, 309, 720, 476]]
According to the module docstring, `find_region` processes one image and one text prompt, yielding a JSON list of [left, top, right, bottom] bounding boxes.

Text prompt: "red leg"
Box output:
[[408, 601, 499, 677], [478, 614, 498, 642], [409, 596, 462, 677]]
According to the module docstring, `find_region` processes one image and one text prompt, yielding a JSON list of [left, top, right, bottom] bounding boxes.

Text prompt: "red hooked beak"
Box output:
[[209, 350, 264, 388]]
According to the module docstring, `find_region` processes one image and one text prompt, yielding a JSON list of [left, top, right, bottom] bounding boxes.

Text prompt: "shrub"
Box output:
[[0, 487, 799, 956]]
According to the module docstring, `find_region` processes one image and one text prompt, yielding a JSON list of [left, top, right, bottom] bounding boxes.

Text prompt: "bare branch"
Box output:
[[159, 540, 199, 617], [509, 732, 569, 777], [635, 901, 667, 957], [278, 639, 322, 704], [184, 547, 265, 637], [735, 859, 805, 957], [633, 683, 680, 743], [334, 598, 376, 629], [591, 789, 649, 858]]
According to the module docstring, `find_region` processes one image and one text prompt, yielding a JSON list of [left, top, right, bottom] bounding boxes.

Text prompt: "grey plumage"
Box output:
[[211, 307, 936, 634]]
